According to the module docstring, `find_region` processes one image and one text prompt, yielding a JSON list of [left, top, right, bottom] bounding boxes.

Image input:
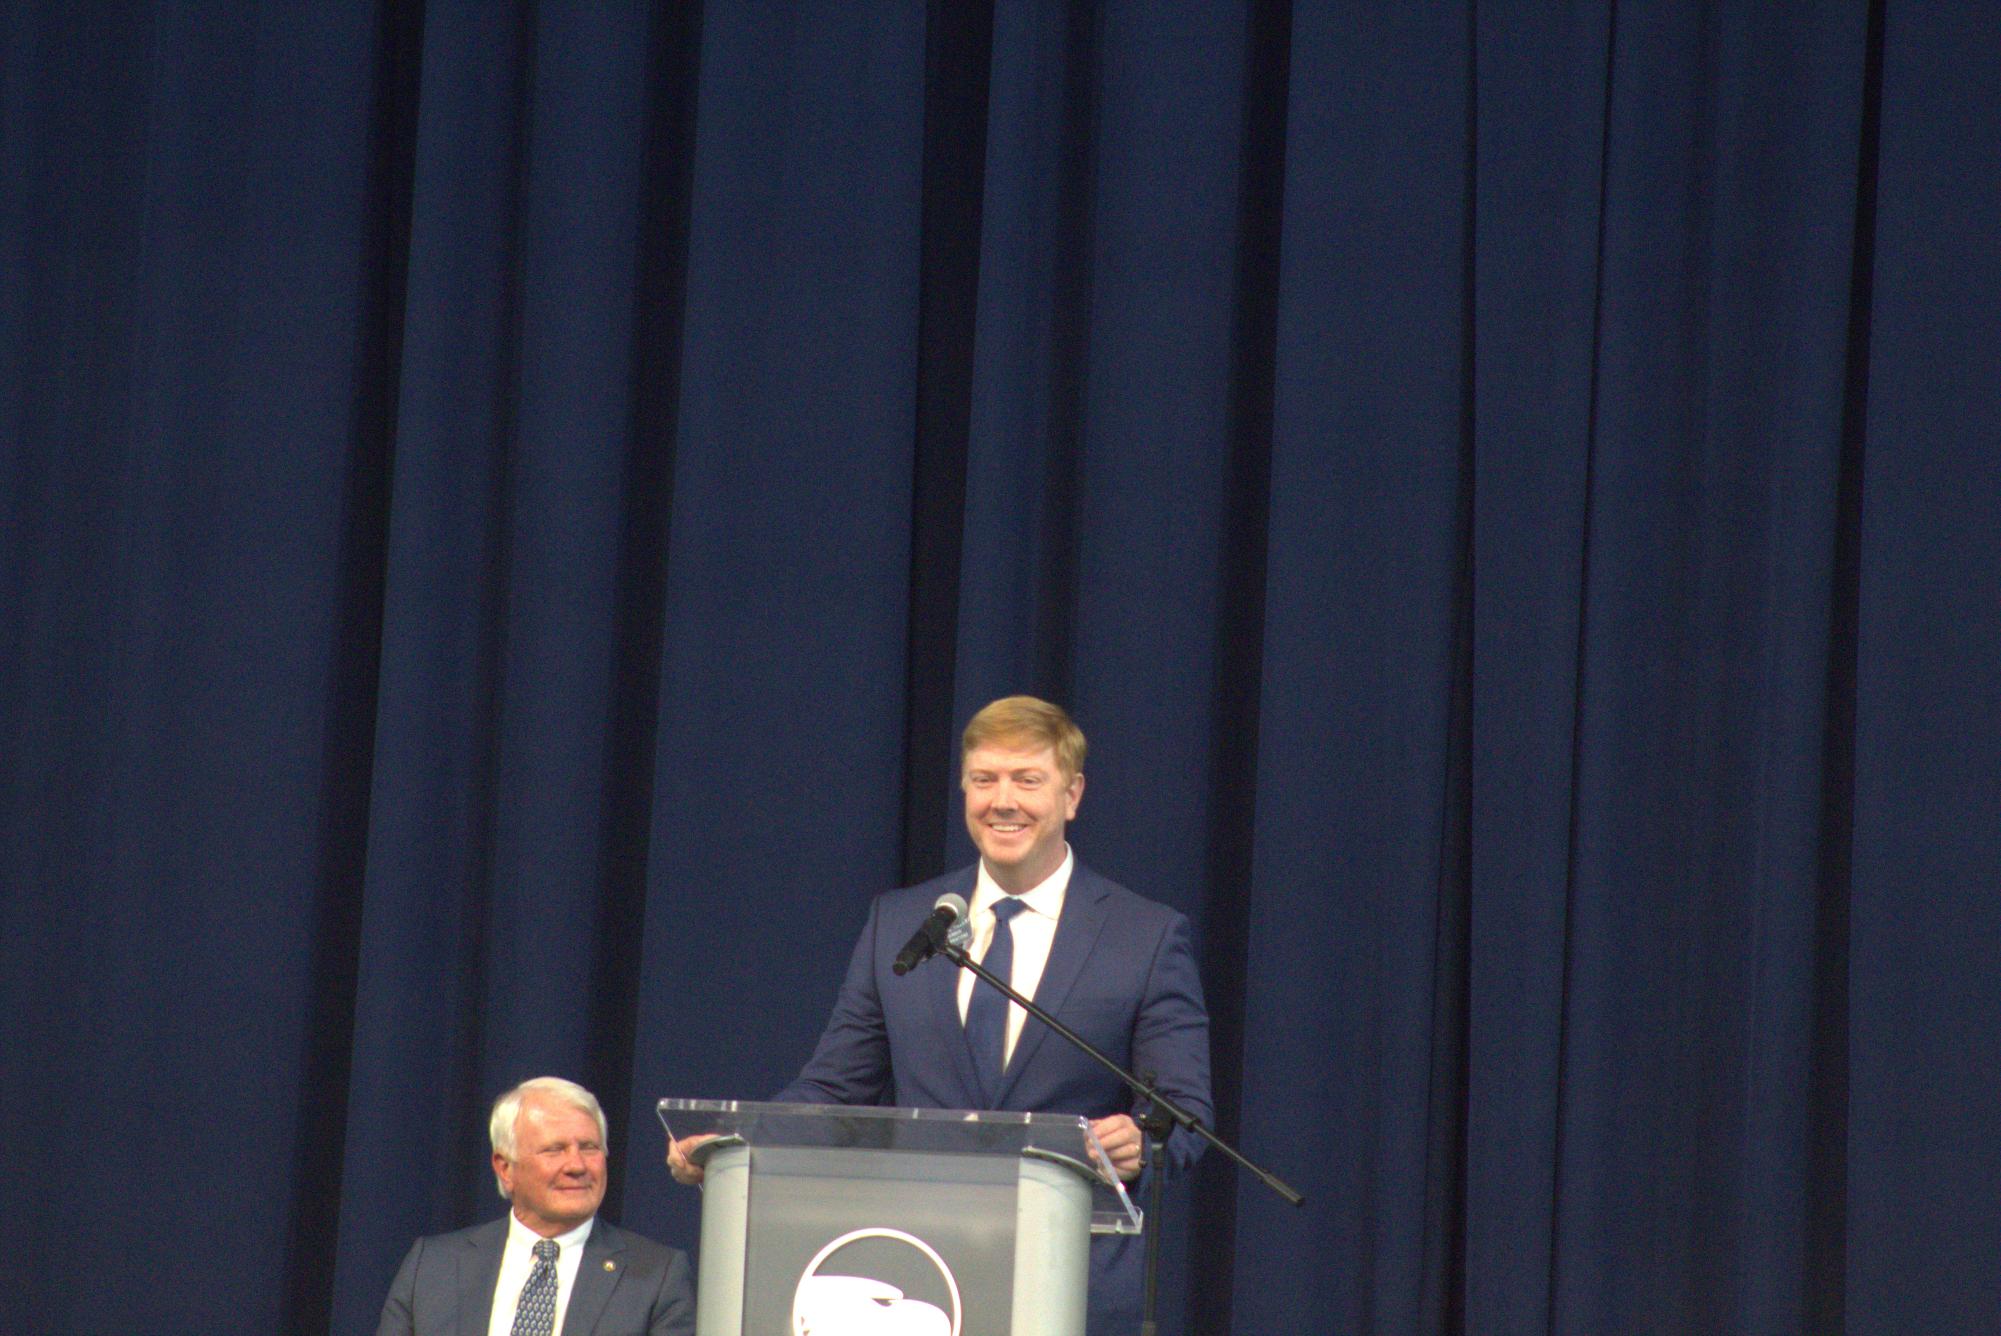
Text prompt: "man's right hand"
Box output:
[[666, 1132, 717, 1186]]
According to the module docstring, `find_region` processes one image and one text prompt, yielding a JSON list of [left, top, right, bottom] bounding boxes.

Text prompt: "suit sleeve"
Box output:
[[649, 1247, 697, 1336], [1130, 911, 1214, 1177], [772, 897, 894, 1106], [373, 1238, 422, 1336]]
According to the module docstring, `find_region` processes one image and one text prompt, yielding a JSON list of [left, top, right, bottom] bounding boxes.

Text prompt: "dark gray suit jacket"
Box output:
[[375, 1216, 694, 1336]]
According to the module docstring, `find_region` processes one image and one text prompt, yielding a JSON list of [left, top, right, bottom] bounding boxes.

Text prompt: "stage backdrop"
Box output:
[[1, 3, 1994, 1333]]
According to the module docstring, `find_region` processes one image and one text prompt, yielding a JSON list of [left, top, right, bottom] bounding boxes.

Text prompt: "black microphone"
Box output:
[[891, 893, 969, 976]]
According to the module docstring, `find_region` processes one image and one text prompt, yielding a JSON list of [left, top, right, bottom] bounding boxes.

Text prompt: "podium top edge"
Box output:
[[655, 1097, 1087, 1128]]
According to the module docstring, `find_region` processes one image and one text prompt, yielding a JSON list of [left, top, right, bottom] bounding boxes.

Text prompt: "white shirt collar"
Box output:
[[971, 844, 1075, 922], [505, 1209, 594, 1255]]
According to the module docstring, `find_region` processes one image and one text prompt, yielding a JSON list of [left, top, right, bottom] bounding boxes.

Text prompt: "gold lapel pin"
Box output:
[[603, 1260, 616, 1271]]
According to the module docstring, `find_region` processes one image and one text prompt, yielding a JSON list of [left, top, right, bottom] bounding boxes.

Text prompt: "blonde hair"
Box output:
[[961, 696, 1087, 779]]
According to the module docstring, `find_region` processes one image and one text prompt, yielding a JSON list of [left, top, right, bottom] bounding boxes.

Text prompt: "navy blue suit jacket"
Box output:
[[375, 1216, 694, 1336], [776, 861, 1213, 1329]]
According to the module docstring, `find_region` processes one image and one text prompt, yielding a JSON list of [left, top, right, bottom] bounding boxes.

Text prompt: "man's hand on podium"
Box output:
[[1090, 1114, 1143, 1182], [666, 1132, 717, 1186]]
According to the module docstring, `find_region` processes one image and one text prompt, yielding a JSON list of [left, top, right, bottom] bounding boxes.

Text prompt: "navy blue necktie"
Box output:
[[965, 897, 1028, 1104], [510, 1238, 560, 1336]]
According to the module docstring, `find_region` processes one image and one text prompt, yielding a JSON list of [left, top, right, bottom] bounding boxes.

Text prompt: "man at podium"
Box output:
[[670, 696, 1213, 1334]]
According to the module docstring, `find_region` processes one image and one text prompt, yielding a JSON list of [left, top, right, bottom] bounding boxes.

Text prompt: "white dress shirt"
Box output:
[[487, 1211, 594, 1336], [957, 845, 1074, 1067]]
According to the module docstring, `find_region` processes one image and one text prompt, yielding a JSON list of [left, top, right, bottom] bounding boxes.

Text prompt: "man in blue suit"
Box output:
[[381, 1077, 694, 1336], [670, 697, 1212, 1333]]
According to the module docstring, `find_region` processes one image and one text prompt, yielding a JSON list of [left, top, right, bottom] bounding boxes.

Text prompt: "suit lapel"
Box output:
[[460, 1218, 508, 1335], [994, 865, 1110, 1107], [927, 867, 985, 1108], [560, 1220, 627, 1336]]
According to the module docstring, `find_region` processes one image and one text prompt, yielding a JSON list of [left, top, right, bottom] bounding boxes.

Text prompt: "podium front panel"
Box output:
[[688, 1145, 1089, 1334], [667, 1100, 1102, 1336], [747, 1145, 1016, 1334]]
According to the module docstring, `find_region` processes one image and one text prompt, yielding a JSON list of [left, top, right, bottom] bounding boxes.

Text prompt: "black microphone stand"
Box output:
[[930, 938, 1304, 1331], [1135, 1076, 1174, 1336]]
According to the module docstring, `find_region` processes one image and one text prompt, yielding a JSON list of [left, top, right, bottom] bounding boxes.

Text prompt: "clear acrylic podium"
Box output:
[[659, 1098, 1141, 1336]]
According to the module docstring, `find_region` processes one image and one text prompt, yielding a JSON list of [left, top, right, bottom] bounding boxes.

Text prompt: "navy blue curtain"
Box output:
[[1, 3, 1994, 1333]]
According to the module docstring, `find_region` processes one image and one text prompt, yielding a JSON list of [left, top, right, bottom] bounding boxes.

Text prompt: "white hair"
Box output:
[[489, 1076, 610, 1199]]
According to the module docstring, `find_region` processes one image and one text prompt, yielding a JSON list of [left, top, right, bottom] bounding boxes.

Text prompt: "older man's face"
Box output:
[[493, 1093, 607, 1237]]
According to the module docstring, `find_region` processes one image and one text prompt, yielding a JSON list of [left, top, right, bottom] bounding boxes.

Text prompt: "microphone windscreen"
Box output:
[[936, 893, 972, 949]]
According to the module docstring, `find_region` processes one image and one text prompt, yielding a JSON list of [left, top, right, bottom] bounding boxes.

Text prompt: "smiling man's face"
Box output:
[[493, 1092, 607, 1237], [961, 740, 1084, 894]]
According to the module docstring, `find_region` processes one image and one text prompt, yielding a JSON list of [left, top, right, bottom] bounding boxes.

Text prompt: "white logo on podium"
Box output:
[[791, 1227, 963, 1336]]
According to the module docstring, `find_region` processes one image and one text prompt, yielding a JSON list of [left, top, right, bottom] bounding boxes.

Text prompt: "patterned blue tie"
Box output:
[[965, 897, 1028, 1104], [510, 1238, 560, 1336]]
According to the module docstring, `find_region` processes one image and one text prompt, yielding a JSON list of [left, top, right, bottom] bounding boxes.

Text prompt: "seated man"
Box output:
[[380, 1076, 694, 1336]]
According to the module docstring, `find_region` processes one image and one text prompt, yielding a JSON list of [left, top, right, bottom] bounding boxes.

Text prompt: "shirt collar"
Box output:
[[506, 1209, 595, 1256], [971, 844, 1074, 923]]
